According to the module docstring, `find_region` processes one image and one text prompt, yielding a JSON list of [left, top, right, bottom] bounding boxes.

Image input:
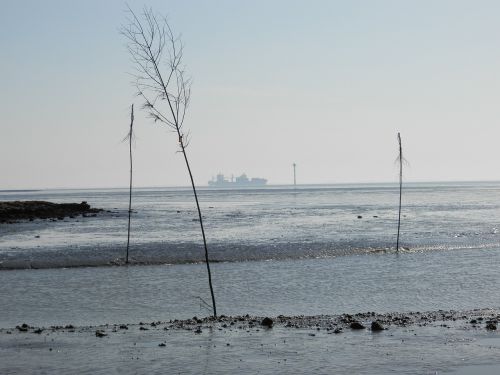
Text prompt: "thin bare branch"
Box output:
[[121, 6, 215, 317]]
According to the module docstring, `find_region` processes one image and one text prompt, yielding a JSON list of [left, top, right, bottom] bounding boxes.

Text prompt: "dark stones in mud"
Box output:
[[371, 321, 385, 331], [341, 314, 355, 324], [95, 330, 107, 337], [16, 323, 30, 332], [333, 328, 342, 334], [357, 215, 362, 219], [486, 322, 497, 330], [119, 324, 128, 330], [33, 328, 44, 334], [159, 342, 166, 347], [261, 317, 274, 328], [350, 321, 365, 330], [192, 316, 203, 324], [194, 327, 202, 334], [0, 201, 102, 223]]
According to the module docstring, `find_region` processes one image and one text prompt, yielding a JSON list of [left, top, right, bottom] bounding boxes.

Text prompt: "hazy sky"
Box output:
[[1, 0, 500, 189]]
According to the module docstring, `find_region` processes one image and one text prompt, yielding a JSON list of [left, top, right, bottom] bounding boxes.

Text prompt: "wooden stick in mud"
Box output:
[[126, 104, 134, 264], [396, 132, 403, 252]]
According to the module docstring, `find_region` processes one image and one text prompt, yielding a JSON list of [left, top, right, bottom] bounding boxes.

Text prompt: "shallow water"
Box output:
[[2, 182, 500, 268], [1, 247, 499, 328], [2, 183, 500, 373]]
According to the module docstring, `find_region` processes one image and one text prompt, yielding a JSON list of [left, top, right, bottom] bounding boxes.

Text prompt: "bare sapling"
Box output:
[[123, 104, 134, 264], [121, 7, 217, 317], [395, 132, 406, 252]]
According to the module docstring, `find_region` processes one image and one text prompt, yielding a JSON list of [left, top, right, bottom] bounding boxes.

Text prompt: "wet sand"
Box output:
[[1, 308, 499, 374]]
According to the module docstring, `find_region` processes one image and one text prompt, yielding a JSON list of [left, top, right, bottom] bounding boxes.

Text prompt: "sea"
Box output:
[[1, 182, 500, 327]]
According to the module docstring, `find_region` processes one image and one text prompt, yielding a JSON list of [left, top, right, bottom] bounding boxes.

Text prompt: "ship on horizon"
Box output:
[[208, 173, 267, 187]]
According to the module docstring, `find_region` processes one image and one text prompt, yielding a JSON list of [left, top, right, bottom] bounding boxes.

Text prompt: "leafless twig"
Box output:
[[121, 6, 217, 317]]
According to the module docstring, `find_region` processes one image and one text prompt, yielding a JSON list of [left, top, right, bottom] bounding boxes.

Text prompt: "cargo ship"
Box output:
[[208, 173, 267, 187]]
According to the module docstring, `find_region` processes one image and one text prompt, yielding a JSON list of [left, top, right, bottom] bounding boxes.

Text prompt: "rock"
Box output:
[[333, 328, 342, 334], [0, 201, 102, 223], [33, 328, 43, 334], [470, 319, 477, 324], [95, 330, 107, 337], [371, 321, 384, 331], [357, 215, 362, 219], [261, 317, 274, 328], [16, 323, 29, 332], [194, 327, 202, 334], [139, 327, 149, 331], [158, 343, 166, 347], [119, 324, 128, 330], [350, 321, 365, 330], [341, 314, 355, 323], [486, 323, 497, 330]]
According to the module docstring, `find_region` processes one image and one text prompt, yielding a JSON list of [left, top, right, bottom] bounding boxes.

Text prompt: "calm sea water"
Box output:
[[0, 183, 500, 327], [1, 182, 500, 328], [1, 182, 500, 268], [2, 183, 500, 374]]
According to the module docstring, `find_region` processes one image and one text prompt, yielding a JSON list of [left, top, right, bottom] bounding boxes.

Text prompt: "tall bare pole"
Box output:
[[122, 7, 216, 317], [125, 104, 134, 264], [293, 163, 297, 188], [396, 132, 403, 252]]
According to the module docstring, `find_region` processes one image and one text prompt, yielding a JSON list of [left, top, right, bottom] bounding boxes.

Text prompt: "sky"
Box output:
[[1, 0, 500, 189]]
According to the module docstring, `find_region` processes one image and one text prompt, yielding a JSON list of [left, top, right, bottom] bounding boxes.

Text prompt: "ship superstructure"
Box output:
[[208, 173, 267, 187]]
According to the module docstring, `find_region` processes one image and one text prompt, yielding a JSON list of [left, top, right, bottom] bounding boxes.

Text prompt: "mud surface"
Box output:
[[3, 307, 498, 336], [1, 308, 499, 375]]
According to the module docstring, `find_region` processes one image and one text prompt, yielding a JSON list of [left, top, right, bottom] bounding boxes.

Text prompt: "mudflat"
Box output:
[[1, 309, 499, 374]]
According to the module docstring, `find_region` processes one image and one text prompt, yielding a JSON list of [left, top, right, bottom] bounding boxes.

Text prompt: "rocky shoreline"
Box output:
[[2, 307, 498, 337], [1, 308, 499, 374], [0, 201, 102, 223]]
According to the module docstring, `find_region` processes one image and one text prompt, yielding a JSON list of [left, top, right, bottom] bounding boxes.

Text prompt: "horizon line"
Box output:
[[2, 179, 500, 192]]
